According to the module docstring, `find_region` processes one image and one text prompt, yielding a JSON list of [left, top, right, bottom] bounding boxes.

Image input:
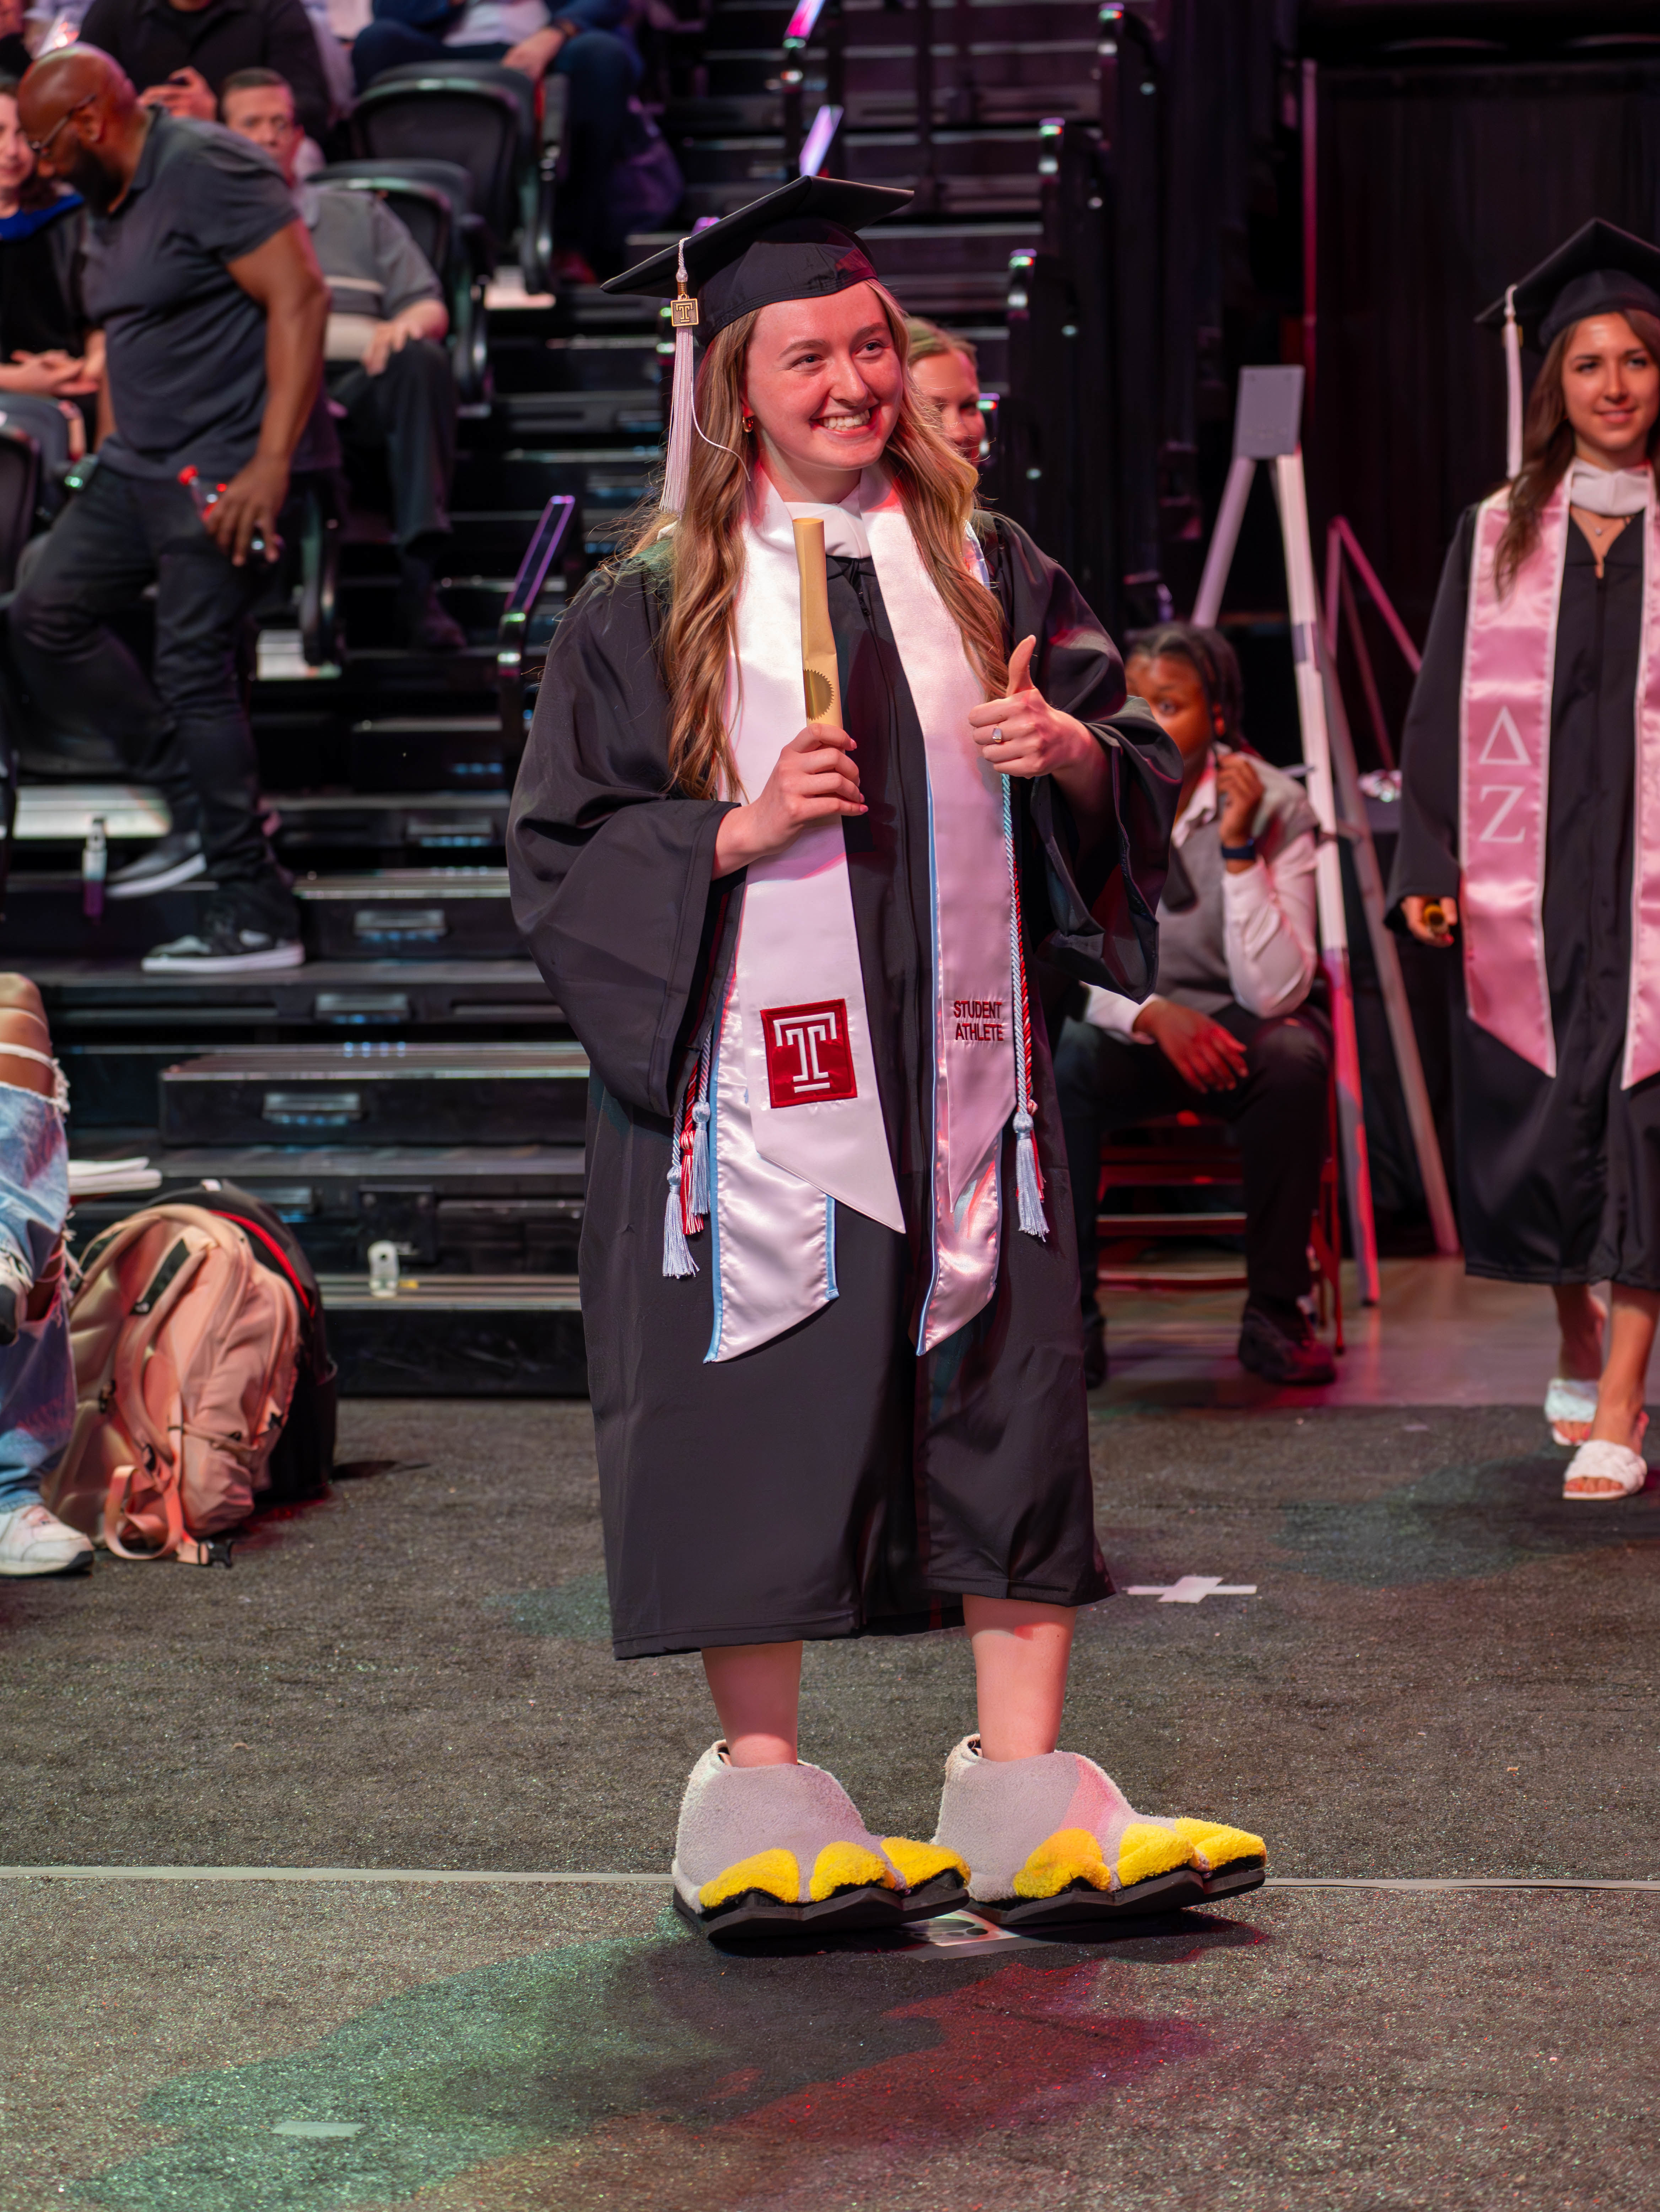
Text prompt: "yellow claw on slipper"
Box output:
[[1116, 1821, 1200, 1888], [1013, 1827, 1115, 1898], [1167, 1818, 1266, 1872], [809, 1841, 900, 1901], [881, 1837, 968, 1888], [698, 1848, 800, 1910]]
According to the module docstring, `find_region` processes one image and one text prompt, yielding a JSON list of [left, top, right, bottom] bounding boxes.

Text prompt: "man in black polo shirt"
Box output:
[[13, 46, 328, 973], [76, 0, 331, 143]]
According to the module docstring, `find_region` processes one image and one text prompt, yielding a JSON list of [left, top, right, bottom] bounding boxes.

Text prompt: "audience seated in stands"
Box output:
[[0, 0, 31, 84], [351, 0, 641, 280], [12, 47, 328, 970], [0, 972, 92, 1582], [222, 66, 464, 649], [78, 0, 333, 140], [1053, 622, 1337, 1389], [0, 75, 98, 456], [905, 316, 983, 467]]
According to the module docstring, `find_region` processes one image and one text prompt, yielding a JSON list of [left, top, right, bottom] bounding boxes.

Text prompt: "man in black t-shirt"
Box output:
[[12, 47, 328, 973], [76, 0, 332, 142]]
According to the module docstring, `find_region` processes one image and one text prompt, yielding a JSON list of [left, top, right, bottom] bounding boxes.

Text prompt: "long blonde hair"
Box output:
[[629, 286, 1007, 800]]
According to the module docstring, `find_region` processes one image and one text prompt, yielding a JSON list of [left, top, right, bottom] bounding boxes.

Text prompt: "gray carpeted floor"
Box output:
[[1, 1400, 1655, 2211], [2, 1402, 1654, 1876]]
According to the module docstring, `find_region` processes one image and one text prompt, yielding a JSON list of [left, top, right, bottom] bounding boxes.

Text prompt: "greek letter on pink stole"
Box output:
[[1624, 489, 1660, 1087], [1457, 484, 1565, 1078], [1460, 478, 1660, 1088]]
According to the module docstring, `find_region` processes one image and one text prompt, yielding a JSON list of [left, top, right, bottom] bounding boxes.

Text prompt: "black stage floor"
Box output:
[[1, 1401, 1655, 2209]]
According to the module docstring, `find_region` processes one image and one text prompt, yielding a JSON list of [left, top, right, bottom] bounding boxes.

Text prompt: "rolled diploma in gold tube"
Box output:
[[793, 515, 842, 728]]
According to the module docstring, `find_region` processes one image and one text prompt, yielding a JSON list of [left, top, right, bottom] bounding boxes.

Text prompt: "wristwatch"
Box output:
[[1219, 838, 1256, 862]]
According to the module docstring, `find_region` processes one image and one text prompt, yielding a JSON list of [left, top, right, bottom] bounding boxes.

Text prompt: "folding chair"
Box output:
[[314, 158, 492, 404], [1094, 1058, 1344, 1351], [349, 62, 565, 295]]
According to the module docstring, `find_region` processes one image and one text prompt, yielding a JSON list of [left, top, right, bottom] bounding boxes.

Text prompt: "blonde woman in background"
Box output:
[[905, 315, 985, 466]]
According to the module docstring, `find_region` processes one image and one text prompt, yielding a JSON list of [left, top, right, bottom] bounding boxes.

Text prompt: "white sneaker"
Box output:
[[0, 1502, 95, 1577]]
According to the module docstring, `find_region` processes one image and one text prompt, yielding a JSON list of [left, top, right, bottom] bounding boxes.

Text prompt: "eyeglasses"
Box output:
[[27, 95, 95, 161]]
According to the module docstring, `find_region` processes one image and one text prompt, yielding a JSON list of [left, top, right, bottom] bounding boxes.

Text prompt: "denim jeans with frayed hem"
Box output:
[[0, 1082, 73, 1512]]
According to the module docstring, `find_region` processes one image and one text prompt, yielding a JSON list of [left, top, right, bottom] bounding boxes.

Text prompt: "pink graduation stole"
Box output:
[[1458, 476, 1660, 1088]]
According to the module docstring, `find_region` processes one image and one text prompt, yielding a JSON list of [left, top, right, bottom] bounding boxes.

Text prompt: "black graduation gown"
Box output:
[[1389, 505, 1660, 1285], [509, 515, 1180, 1659]]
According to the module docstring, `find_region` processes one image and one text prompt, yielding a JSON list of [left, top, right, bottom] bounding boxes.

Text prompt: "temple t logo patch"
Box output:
[[762, 999, 857, 1107]]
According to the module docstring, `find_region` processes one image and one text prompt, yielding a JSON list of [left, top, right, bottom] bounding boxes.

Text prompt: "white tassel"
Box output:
[[662, 234, 699, 516], [1503, 282, 1523, 483], [662, 1153, 696, 1278], [689, 1096, 711, 1219], [1002, 773, 1049, 1241], [663, 322, 695, 515], [1014, 1108, 1048, 1240]]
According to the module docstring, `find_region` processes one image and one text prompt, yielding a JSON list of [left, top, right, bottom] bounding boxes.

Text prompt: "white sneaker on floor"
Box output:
[[0, 1502, 95, 1577]]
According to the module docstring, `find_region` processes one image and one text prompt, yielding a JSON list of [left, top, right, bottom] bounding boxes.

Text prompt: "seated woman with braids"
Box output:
[[1053, 621, 1335, 1389]]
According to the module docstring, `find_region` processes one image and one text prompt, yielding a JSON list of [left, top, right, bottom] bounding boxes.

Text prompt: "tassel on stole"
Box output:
[[662, 1147, 696, 1277], [689, 1097, 711, 1218], [1013, 1109, 1046, 1239]]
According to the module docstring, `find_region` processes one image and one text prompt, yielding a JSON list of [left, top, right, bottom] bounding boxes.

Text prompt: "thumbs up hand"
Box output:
[[968, 633, 1099, 783]]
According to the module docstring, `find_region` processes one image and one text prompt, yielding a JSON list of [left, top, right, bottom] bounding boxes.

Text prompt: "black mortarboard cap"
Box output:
[[1478, 218, 1660, 351], [601, 176, 912, 336]]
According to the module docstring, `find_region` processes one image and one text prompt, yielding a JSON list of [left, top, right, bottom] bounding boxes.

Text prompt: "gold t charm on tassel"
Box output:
[[793, 517, 842, 726]]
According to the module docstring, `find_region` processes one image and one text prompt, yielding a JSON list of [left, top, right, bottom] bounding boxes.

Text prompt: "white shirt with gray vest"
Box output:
[[1083, 754, 1319, 1034]]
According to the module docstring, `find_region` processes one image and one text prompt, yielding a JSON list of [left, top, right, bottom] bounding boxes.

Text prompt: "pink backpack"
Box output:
[[48, 1204, 301, 1566]]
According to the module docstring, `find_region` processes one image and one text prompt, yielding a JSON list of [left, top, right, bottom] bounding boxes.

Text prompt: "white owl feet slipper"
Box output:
[[670, 1741, 968, 1938], [931, 1735, 1265, 1932]]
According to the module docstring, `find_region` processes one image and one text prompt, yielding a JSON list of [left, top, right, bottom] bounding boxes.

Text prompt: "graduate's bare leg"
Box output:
[[1551, 1283, 1607, 1442], [964, 1596, 1075, 1759], [677, 1642, 945, 1934], [1571, 1283, 1659, 1488], [701, 1641, 801, 1766], [933, 1594, 1262, 1924]]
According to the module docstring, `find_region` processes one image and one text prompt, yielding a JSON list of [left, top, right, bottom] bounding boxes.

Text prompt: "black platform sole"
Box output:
[[1197, 1856, 1267, 1902], [673, 1882, 909, 1939], [896, 1870, 971, 1921], [970, 1865, 1208, 1932]]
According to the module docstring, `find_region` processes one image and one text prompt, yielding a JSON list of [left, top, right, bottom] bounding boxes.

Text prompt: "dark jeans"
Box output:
[[1053, 1000, 1332, 1315], [350, 25, 642, 269], [328, 338, 455, 550], [8, 464, 293, 929]]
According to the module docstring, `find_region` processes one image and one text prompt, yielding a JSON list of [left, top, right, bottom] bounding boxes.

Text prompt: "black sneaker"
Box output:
[[411, 585, 467, 654], [141, 907, 303, 975], [1237, 1299, 1336, 1386], [107, 831, 205, 900]]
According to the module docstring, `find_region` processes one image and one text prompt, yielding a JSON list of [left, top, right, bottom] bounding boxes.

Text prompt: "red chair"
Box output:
[[1092, 1058, 1343, 1351]]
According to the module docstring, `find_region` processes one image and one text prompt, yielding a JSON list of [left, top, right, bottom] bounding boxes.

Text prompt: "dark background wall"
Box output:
[[1309, 50, 1660, 730]]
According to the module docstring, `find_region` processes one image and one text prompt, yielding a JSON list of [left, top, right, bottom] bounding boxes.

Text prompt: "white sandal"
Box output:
[[1544, 1376, 1599, 1446], [1562, 1439, 1648, 1500]]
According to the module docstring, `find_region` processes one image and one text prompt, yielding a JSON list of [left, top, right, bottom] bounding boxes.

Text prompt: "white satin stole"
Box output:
[[704, 469, 1017, 1362]]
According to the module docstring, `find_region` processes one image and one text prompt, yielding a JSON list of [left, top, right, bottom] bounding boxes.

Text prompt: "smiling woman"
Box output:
[[1390, 218, 1660, 1500], [508, 177, 1269, 1943], [0, 79, 94, 435]]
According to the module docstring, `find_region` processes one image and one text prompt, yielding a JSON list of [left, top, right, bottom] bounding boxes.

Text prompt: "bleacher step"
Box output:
[[293, 869, 521, 960], [316, 1274, 587, 1396], [36, 957, 557, 1030], [158, 1041, 589, 1148], [68, 1139, 584, 1273]]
